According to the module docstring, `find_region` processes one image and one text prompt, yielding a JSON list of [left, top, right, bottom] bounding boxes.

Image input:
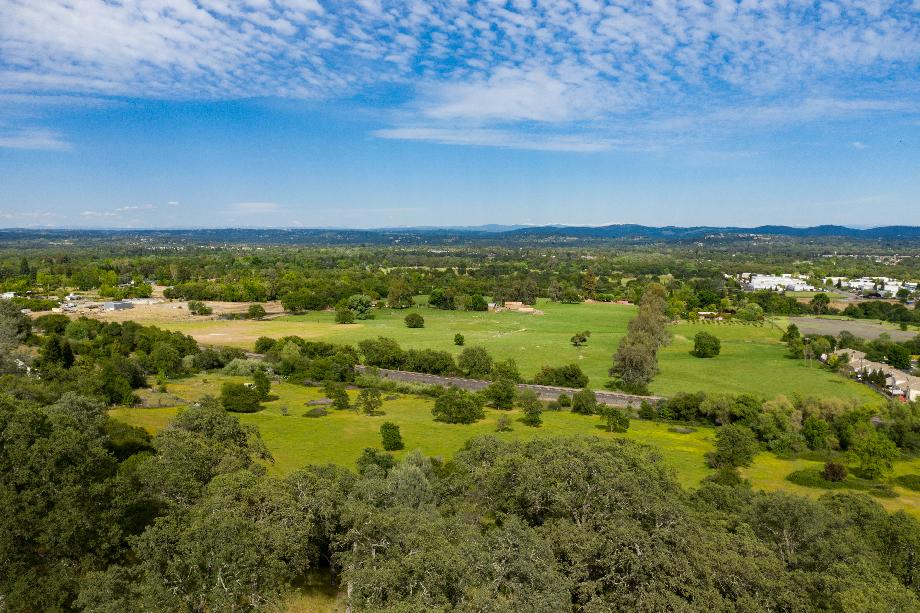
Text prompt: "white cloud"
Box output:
[[0, 210, 58, 221], [0, 127, 70, 150], [374, 127, 620, 152], [421, 67, 612, 123], [850, 141, 868, 149], [115, 203, 156, 212], [80, 210, 117, 218], [0, 1, 918, 150]]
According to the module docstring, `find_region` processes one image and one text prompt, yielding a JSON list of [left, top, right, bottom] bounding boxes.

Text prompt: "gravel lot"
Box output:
[[788, 317, 918, 342]]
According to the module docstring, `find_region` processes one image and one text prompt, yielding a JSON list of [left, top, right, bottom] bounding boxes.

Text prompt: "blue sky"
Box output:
[[1, 0, 919, 229]]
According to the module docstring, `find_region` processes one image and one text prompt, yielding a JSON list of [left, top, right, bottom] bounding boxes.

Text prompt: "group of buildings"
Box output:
[[0, 290, 140, 314], [828, 349, 920, 402], [740, 273, 816, 292], [824, 277, 917, 298], [737, 273, 918, 298]]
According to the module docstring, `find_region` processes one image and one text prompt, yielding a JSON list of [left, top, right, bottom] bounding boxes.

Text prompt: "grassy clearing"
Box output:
[[161, 300, 875, 402], [741, 454, 920, 516], [110, 374, 920, 517], [110, 375, 715, 485], [785, 469, 896, 498], [657, 320, 879, 402]]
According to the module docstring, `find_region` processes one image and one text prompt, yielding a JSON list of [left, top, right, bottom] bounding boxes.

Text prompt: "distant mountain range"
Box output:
[[3, 224, 920, 246], [499, 224, 920, 240]]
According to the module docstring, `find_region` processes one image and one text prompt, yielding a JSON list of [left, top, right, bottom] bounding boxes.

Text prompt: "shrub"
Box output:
[[491, 358, 522, 383], [356, 387, 383, 415], [247, 304, 267, 320], [571, 388, 598, 415], [221, 358, 261, 376], [359, 337, 406, 370], [599, 405, 630, 432], [517, 389, 543, 427], [483, 379, 516, 409], [380, 422, 404, 450], [894, 475, 920, 492], [432, 387, 485, 424], [356, 448, 396, 476], [532, 364, 588, 388], [495, 414, 513, 432], [638, 400, 656, 420], [692, 332, 721, 358], [786, 469, 896, 498], [457, 346, 493, 379], [404, 312, 425, 328], [822, 461, 847, 482], [710, 424, 758, 468], [220, 382, 262, 413], [323, 381, 351, 411], [850, 428, 898, 479], [454, 333, 465, 346], [335, 307, 356, 324], [187, 300, 213, 315], [302, 407, 328, 418], [404, 349, 456, 375], [557, 393, 571, 407]]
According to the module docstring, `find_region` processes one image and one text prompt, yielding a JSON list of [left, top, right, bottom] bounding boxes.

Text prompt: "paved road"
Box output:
[[356, 366, 663, 407]]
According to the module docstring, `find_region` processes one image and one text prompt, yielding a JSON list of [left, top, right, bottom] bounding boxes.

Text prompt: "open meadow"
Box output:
[[111, 374, 920, 517], [159, 299, 879, 402]]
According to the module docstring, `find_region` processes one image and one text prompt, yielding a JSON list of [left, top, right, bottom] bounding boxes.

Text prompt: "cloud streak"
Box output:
[[0, 126, 70, 150]]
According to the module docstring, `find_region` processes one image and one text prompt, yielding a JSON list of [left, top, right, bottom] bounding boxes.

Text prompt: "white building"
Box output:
[[103, 301, 133, 311], [746, 274, 815, 292], [0, 292, 15, 300]]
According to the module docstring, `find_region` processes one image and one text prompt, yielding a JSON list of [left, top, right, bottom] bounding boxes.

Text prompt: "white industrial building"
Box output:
[[745, 274, 815, 292]]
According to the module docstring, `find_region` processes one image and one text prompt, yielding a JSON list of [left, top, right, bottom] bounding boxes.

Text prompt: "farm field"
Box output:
[[111, 374, 920, 517], [160, 300, 878, 402]]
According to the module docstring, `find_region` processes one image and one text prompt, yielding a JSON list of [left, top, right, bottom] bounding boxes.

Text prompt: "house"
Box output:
[[0, 291, 15, 300], [830, 349, 920, 401], [103, 301, 133, 311]]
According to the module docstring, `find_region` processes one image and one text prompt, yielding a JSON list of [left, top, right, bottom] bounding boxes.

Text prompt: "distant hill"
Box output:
[[2, 224, 920, 246], [501, 224, 920, 240]]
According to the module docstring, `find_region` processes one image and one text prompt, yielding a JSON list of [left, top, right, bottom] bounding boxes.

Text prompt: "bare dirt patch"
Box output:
[[789, 317, 918, 341], [51, 299, 286, 325]]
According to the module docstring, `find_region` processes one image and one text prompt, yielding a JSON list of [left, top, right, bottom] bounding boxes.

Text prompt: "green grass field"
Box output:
[[114, 375, 714, 485], [162, 300, 877, 402], [111, 374, 920, 517]]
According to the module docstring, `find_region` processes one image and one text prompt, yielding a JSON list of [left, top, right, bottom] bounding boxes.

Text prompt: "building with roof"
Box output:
[[830, 349, 920, 402]]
